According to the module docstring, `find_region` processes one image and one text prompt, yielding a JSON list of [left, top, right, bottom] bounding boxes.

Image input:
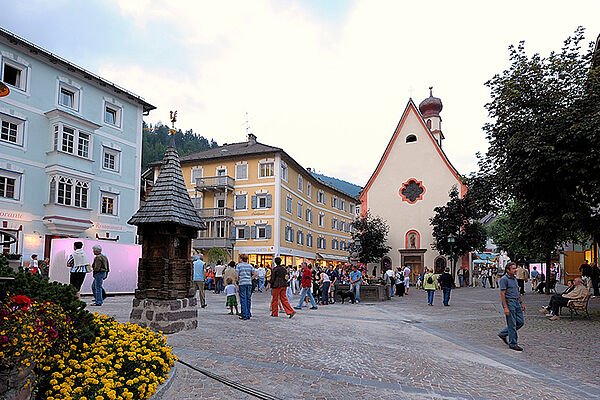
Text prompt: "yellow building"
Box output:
[[153, 133, 358, 267]]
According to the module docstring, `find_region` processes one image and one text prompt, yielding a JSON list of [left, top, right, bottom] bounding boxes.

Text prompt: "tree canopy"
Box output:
[[142, 122, 219, 168], [350, 212, 392, 265], [430, 186, 487, 271], [468, 27, 600, 260]]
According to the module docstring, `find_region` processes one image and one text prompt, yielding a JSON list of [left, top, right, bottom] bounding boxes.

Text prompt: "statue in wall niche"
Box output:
[[409, 233, 417, 249]]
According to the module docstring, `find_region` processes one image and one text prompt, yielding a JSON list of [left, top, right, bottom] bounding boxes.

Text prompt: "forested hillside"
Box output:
[[142, 122, 219, 167]]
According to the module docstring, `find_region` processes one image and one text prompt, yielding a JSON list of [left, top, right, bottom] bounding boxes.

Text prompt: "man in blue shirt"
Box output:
[[349, 265, 362, 303], [192, 254, 207, 308], [498, 262, 526, 351], [236, 254, 257, 320]]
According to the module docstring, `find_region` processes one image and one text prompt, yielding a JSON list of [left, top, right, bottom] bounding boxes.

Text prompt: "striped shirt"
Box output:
[[236, 263, 254, 286]]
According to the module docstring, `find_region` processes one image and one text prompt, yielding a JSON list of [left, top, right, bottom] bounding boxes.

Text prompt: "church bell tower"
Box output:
[[418, 87, 444, 146]]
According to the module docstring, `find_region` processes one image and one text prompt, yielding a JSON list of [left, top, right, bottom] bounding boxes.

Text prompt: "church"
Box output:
[[359, 89, 467, 282]]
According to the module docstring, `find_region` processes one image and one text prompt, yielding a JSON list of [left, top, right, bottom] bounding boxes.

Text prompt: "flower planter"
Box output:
[[0, 360, 35, 400], [8, 259, 21, 273]]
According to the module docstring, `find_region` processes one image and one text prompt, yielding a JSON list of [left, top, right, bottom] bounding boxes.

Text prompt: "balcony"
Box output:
[[193, 237, 236, 250], [194, 207, 234, 220], [195, 176, 234, 192]]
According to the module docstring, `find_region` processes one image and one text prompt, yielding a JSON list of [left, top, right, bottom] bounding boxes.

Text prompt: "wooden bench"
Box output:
[[566, 291, 591, 320]]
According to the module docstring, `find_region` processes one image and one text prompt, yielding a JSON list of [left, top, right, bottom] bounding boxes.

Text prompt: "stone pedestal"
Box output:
[[130, 297, 198, 334], [335, 284, 390, 302]]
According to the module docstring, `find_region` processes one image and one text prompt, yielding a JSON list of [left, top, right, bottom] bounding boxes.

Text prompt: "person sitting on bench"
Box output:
[[539, 278, 588, 320]]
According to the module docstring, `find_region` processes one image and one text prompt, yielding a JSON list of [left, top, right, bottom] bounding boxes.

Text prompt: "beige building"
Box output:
[[151, 133, 358, 267], [359, 91, 466, 281]]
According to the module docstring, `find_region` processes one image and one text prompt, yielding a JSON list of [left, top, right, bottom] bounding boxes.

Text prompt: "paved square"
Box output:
[[93, 286, 600, 400]]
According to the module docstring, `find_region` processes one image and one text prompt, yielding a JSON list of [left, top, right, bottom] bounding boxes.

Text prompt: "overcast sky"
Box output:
[[3, 1, 599, 186]]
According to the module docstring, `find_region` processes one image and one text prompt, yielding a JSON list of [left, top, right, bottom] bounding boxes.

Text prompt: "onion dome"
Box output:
[[418, 87, 443, 118]]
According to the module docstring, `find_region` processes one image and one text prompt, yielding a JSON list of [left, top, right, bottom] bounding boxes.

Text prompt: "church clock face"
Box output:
[[399, 178, 426, 204]]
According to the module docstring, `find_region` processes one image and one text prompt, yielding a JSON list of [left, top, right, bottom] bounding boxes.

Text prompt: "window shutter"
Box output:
[[306, 209, 309, 221], [251, 195, 257, 209], [266, 224, 272, 239], [290, 228, 294, 241], [266, 194, 272, 208], [244, 226, 250, 239], [236, 195, 245, 210], [231, 226, 236, 239], [251, 225, 257, 239]]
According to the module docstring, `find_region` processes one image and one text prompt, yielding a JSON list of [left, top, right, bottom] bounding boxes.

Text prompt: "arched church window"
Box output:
[[406, 134, 417, 143], [427, 119, 432, 129]]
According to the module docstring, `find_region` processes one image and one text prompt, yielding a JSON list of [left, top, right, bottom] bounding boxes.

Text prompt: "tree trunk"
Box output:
[[545, 252, 552, 294]]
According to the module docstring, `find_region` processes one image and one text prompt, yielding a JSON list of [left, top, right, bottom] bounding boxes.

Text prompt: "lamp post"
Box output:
[[350, 237, 361, 267], [447, 233, 456, 278]]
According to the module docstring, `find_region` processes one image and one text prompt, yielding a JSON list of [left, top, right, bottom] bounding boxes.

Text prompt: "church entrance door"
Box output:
[[399, 249, 426, 283]]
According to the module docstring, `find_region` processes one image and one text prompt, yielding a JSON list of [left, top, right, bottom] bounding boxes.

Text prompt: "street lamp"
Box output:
[[447, 233, 456, 277]]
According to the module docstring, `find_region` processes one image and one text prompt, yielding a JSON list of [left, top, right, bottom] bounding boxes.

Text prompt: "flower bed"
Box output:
[[0, 268, 177, 400]]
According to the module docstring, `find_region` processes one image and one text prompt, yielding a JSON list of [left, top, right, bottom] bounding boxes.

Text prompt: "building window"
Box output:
[[0, 115, 24, 146], [77, 133, 90, 158], [297, 202, 302, 219], [0, 176, 16, 199], [54, 124, 92, 159], [306, 208, 313, 224], [50, 175, 89, 208], [281, 163, 288, 182], [252, 193, 271, 209], [259, 162, 274, 178], [1, 58, 27, 91], [332, 196, 338, 208], [317, 190, 325, 204], [235, 194, 247, 210], [297, 230, 304, 245], [340, 241, 346, 251], [332, 239, 339, 250], [104, 102, 122, 128], [349, 204, 355, 215], [318, 212, 324, 227], [286, 195, 292, 213], [58, 83, 80, 111], [307, 182, 311, 197], [235, 163, 248, 180], [306, 233, 313, 248], [285, 226, 294, 242], [74, 181, 89, 208], [191, 167, 203, 183], [340, 221, 345, 232], [298, 175, 303, 192], [406, 134, 417, 143], [317, 237, 326, 250], [237, 226, 247, 240], [100, 192, 118, 215], [102, 147, 120, 172]]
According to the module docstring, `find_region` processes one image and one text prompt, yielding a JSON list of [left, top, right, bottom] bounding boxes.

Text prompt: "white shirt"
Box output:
[[257, 267, 266, 278], [403, 267, 411, 277], [224, 284, 237, 296], [214, 264, 225, 277]]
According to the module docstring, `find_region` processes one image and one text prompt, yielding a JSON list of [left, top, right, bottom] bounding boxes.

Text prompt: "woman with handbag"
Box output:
[[67, 241, 91, 297]]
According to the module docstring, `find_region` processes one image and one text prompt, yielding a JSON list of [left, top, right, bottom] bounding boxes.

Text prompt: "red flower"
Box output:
[[46, 328, 59, 339], [9, 295, 32, 310], [0, 335, 8, 345]]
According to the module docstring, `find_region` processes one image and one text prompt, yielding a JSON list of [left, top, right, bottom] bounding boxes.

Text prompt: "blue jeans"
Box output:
[[258, 277, 265, 291], [321, 281, 330, 304], [442, 286, 451, 305], [296, 287, 318, 308], [481, 276, 487, 288], [92, 272, 107, 305], [390, 283, 394, 297], [206, 278, 213, 290], [427, 289, 434, 305], [458, 276, 464, 287], [351, 282, 361, 302], [238, 284, 252, 319], [499, 299, 524, 346]]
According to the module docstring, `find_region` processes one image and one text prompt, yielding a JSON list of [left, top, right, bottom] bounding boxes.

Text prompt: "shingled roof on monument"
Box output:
[[128, 136, 206, 230]]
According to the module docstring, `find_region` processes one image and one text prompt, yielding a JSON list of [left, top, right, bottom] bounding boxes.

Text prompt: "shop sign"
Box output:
[[93, 222, 126, 231], [0, 209, 32, 221]]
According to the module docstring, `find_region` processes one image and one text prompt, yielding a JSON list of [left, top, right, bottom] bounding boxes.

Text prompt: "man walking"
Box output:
[[257, 264, 267, 292], [349, 265, 362, 303], [236, 254, 257, 320], [294, 262, 318, 310], [192, 254, 207, 308], [437, 267, 453, 306], [498, 263, 525, 351], [530, 266, 539, 291], [90, 245, 109, 306], [270, 257, 295, 318]]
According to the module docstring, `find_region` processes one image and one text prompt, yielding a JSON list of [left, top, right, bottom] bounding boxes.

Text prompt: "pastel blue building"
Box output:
[[0, 28, 154, 260]]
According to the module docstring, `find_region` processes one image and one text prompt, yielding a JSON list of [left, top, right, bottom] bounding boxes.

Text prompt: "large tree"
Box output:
[[350, 212, 392, 265], [468, 27, 600, 276], [430, 186, 487, 275]]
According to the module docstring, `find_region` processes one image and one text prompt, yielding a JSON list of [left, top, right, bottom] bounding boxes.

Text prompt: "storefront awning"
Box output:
[[316, 253, 349, 262]]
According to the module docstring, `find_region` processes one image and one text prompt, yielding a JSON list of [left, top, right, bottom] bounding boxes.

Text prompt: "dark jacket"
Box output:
[[92, 254, 110, 273], [270, 265, 288, 289], [438, 272, 454, 288]]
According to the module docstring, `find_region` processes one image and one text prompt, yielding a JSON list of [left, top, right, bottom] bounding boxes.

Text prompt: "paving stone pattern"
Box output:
[[91, 285, 600, 400]]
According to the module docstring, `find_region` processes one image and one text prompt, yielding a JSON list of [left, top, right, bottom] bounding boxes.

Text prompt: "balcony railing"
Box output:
[[193, 237, 236, 249], [194, 207, 234, 219], [195, 176, 235, 191]]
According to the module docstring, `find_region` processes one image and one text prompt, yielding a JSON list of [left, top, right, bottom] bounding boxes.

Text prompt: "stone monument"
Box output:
[[128, 111, 206, 334]]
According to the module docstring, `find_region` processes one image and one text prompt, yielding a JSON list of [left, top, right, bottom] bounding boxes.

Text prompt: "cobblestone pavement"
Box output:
[[90, 285, 600, 400]]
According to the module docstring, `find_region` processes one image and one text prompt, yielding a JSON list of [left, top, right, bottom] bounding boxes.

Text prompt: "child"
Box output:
[[224, 278, 239, 315]]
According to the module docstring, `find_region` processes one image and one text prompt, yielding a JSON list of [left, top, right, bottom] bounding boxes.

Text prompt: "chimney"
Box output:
[[247, 133, 257, 145]]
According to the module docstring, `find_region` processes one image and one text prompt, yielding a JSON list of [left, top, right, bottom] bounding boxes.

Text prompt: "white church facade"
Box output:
[[359, 90, 466, 282]]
